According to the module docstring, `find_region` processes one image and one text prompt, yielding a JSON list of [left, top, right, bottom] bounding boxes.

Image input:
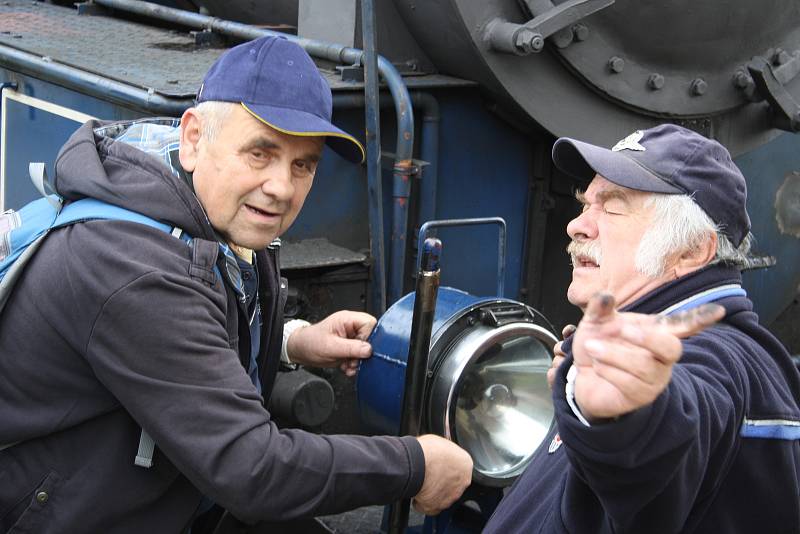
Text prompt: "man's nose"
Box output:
[[566, 209, 596, 240], [261, 163, 294, 202]]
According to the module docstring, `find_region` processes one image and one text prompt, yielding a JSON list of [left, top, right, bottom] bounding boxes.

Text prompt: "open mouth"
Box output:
[[245, 204, 278, 218], [574, 255, 599, 268]]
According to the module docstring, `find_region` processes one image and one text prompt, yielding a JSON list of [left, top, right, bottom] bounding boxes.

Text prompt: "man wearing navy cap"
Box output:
[[484, 124, 800, 533], [0, 36, 471, 533]]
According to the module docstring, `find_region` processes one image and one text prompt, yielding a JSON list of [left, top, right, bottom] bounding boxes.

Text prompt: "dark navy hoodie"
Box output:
[[485, 265, 800, 534]]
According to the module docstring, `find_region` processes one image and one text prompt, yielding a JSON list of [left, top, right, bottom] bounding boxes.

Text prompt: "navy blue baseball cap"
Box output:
[[197, 36, 365, 164], [552, 124, 751, 247]]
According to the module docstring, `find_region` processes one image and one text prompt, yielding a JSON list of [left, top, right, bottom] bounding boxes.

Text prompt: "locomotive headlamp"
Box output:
[[357, 288, 557, 487]]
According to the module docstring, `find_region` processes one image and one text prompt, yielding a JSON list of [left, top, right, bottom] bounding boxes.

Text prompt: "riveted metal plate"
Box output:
[[0, 0, 220, 97], [552, 0, 800, 117], [0, 0, 471, 98]]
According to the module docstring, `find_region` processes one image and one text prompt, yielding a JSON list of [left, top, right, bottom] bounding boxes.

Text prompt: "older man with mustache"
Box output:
[[484, 124, 800, 534]]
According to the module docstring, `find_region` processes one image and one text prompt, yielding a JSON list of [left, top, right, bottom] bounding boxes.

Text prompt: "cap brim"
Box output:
[[552, 137, 682, 194], [242, 103, 365, 164]]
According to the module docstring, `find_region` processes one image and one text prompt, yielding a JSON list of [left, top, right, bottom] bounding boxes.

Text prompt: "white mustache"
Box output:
[[567, 240, 602, 266]]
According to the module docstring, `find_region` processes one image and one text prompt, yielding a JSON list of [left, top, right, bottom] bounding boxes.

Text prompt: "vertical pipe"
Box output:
[[387, 237, 442, 534], [332, 92, 437, 308], [385, 85, 416, 305], [388, 160, 416, 304], [360, 0, 386, 314], [415, 94, 440, 225]]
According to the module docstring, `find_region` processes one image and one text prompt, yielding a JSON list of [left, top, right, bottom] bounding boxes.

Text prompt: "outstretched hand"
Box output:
[[285, 310, 377, 376], [571, 292, 725, 421]]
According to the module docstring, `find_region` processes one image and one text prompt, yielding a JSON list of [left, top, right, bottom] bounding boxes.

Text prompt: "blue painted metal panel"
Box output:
[[432, 93, 530, 300], [356, 287, 499, 434], [0, 71, 153, 210], [2, 98, 84, 209], [735, 132, 800, 324]]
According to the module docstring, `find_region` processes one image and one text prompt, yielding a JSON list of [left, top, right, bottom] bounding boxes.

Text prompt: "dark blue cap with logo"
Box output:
[[552, 124, 751, 247], [197, 35, 365, 164]]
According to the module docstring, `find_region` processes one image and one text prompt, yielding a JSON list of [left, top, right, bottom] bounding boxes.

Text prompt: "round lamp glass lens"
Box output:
[[452, 334, 553, 480]]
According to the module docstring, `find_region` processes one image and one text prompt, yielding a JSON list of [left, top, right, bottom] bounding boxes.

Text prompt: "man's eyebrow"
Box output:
[[240, 137, 323, 163], [240, 137, 280, 153], [595, 188, 630, 205], [575, 190, 587, 204]]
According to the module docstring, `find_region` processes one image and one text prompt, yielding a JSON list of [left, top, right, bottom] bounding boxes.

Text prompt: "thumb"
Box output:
[[324, 335, 373, 360]]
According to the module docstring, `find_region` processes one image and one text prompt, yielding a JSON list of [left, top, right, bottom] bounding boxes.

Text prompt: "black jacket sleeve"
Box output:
[[85, 268, 424, 522]]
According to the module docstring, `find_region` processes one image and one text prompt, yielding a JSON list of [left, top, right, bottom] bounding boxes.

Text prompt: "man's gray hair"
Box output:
[[194, 101, 237, 141], [636, 193, 753, 277]]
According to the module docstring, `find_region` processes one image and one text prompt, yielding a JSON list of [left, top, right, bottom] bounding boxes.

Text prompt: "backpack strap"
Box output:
[[0, 233, 49, 313], [54, 198, 173, 233], [1, 195, 193, 470]]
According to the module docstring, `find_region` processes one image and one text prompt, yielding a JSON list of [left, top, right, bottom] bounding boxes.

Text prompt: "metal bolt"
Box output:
[[774, 48, 790, 66], [36, 491, 48, 504], [690, 78, 708, 96], [514, 29, 541, 54], [572, 23, 589, 41], [608, 56, 625, 73], [647, 73, 665, 90], [551, 27, 574, 49], [733, 70, 752, 89]]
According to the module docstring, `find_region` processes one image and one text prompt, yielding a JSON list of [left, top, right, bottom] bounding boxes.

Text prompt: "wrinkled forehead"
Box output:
[[221, 106, 325, 154]]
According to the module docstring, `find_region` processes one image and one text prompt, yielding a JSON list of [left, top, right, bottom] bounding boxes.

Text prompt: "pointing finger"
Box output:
[[583, 292, 617, 323], [657, 304, 725, 338]]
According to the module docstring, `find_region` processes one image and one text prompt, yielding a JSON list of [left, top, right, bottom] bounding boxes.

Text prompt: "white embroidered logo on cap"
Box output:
[[612, 130, 646, 152]]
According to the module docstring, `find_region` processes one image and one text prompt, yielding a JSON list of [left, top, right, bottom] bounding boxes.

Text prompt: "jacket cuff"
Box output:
[[398, 435, 426, 499], [553, 355, 656, 453]]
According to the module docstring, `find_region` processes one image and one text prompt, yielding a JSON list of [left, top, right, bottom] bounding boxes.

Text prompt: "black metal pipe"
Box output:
[[360, 0, 387, 315], [387, 237, 442, 534], [0, 44, 193, 116]]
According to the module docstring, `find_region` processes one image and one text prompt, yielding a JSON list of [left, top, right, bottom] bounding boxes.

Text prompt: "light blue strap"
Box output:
[[0, 234, 47, 313], [54, 198, 173, 234]]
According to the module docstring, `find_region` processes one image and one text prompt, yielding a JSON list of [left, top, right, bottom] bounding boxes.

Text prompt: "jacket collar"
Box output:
[[620, 264, 750, 317]]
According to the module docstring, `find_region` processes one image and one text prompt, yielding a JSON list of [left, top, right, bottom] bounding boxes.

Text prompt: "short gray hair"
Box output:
[[194, 101, 237, 141], [635, 193, 753, 277]]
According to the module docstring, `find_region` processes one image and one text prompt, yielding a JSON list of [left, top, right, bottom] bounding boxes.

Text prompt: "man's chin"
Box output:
[[566, 284, 589, 311]]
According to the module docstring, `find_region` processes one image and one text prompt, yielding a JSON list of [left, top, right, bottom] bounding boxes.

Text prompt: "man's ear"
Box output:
[[675, 232, 718, 277], [178, 108, 203, 173]]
